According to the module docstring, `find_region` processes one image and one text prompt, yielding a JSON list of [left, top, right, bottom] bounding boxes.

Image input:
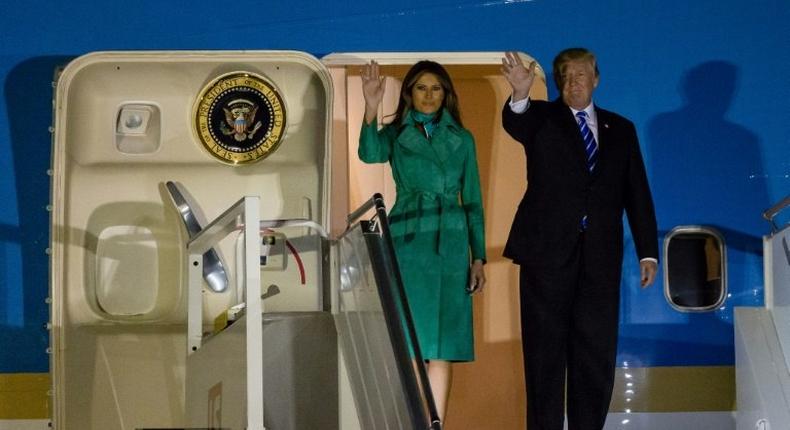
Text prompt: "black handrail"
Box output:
[[347, 192, 385, 225], [366, 195, 442, 429], [340, 193, 441, 429], [763, 194, 790, 233]]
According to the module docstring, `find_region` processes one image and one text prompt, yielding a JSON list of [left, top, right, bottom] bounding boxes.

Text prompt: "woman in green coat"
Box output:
[[359, 60, 486, 422]]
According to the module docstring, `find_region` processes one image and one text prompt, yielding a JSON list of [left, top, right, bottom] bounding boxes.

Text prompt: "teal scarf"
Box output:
[[410, 110, 439, 139]]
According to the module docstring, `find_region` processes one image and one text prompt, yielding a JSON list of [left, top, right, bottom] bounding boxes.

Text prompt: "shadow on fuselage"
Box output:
[[648, 60, 768, 256]]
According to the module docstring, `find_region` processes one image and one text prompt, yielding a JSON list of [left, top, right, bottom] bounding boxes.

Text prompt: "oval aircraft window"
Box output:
[[663, 226, 727, 311]]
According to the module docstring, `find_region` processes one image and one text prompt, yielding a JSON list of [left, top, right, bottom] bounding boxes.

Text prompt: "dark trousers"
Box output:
[[518, 236, 621, 430]]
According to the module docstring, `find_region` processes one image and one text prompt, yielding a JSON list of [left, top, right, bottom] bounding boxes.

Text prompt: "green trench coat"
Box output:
[[359, 109, 486, 361]]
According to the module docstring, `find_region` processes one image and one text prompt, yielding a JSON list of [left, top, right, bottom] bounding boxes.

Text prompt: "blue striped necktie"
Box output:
[[576, 111, 598, 172]]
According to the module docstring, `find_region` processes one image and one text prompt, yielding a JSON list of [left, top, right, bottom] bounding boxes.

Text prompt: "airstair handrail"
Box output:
[[347, 192, 385, 225], [763, 194, 790, 233], [186, 195, 265, 430]]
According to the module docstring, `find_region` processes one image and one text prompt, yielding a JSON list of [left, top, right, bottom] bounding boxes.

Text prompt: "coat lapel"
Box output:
[[552, 100, 590, 174], [430, 112, 464, 166], [592, 106, 611, 179], [397, 125, 440, 165], [396, 109, 463, 168]]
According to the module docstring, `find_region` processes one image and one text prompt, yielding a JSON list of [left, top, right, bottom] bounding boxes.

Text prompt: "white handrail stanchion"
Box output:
[[187, 250, 203, 354], [185, 196, 265, 430], [243, 197, 265, 430]]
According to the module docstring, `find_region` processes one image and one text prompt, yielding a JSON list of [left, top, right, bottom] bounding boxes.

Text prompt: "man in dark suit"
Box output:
[[500, 49, 659, 430]]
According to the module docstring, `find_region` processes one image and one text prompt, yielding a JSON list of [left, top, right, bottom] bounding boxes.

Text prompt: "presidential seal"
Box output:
[[194, 72, 286, 164]]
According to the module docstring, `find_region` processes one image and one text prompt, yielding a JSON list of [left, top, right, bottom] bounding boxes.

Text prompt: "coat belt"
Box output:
[[399, 189, 459, 257]]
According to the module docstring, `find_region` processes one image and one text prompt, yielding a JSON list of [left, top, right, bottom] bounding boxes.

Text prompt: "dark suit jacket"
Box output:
[[502, 98, 658, 280]]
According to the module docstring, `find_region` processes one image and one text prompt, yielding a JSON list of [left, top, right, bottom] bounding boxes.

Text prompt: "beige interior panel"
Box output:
[[50, 51, 332, 429]]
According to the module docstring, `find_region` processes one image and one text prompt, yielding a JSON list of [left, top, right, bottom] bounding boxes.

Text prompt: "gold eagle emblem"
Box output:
[[193, 72, 286, 165]]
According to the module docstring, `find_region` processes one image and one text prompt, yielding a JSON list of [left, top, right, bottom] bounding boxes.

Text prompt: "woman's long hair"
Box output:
[[391, 60, 463, 128]]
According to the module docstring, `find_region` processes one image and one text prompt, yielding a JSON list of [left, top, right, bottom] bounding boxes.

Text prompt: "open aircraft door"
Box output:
[[49, 50, 341, 429]]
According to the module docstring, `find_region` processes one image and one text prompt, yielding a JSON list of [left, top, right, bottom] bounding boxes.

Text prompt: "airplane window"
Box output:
[[664, 226, 727, 311]]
